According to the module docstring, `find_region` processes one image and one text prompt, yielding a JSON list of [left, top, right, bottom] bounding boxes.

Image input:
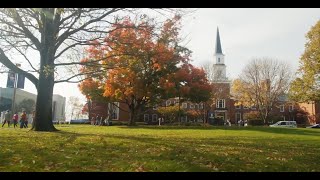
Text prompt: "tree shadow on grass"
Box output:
[[118, 125, 320, 137]]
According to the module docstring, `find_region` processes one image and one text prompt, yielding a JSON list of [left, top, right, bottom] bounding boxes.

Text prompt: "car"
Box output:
[[306, 124, 320, 128], [269, 121, 297, 128], [69, 119, 90, 124]]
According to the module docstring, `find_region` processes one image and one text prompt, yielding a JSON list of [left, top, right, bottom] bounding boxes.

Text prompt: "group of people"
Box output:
[[91, 114, 112, 126], [1, 110, 33, 129], [237, 119, 248, 127]]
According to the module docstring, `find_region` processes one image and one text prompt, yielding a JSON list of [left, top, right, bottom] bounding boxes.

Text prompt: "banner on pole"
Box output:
[[17, 73, 25, 89], [6, 70, 16, 88]]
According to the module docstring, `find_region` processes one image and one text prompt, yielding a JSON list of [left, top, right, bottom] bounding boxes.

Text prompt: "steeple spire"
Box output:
[[215, 27, 223, 54]]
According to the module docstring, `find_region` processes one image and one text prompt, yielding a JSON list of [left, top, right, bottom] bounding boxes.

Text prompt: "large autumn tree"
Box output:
[[79, 15, 194, 125], [0, 8, 183, 131], [289, 20, 320, 102], [162, 63, 211, 122], [231, 58, 292, 124]]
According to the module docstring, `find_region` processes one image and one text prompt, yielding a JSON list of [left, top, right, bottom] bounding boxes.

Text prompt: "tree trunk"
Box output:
[[31, 8, 57, 131], [129, 107, 136, 126], [32, 69, 57, 131], [88, 99, 92, 122], [178, 95, 181, 124]]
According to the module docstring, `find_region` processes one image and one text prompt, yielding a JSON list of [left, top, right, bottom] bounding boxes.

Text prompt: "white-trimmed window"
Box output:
[[152, 114, 158, 122], [289, 105, 294, 112], [195, 104, 199, 109], [280, 105, 284, 112], [182, 103, 187, 109], [166, 100, 171, 106], [144, 114, 149, 122], [216, 99, 225, 108], [199, 103, 204, 109], [180, 116, 188, 122], [190, 104, 195, 109], [112, 102, 120, 120]]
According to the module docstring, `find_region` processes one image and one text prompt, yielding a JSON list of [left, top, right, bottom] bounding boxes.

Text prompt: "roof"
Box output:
[[215, 27, 223, 54]]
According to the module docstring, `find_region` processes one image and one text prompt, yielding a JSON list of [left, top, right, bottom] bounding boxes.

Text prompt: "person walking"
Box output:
[[20, 111, 27, 128], [91, 116, 96, 125], [12, 112, 19, 128], [2, 110, 11, 127]]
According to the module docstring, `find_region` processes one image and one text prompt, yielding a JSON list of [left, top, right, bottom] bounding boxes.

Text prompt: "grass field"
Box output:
[[0, 125, 319, 172]]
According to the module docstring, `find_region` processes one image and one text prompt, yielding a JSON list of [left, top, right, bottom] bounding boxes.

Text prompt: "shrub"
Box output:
[[247, 119, 264, 126], [243, 111, 260, 120], [208, 118, 224, 126]]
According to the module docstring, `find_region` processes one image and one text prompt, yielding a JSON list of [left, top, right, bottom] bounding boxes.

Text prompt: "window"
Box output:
[[291, 116, 295, 121], [153, 105, 157, 110], [152, 114, 157, 122], [195, 104, 199, 109], [216, 99, 225, 108], [180, 116, 188, 122], [218, 58, 220, 63], [235, 105, 241, 109], [236, 113, 241, 121], [182, 103, 187, 109], [243, 106, 249, 109], [289, 105, 294, 112], [251, 106, 256, 110], [172, 100, 176, 105], [166, 100, 171, 106], [280, 105, 284, 112], [190, 104, 195, 109], [199, 103, 204, 109], [144, 114, 149, 122], [280, 122, 286, 125], [112, 102, 120, 120]]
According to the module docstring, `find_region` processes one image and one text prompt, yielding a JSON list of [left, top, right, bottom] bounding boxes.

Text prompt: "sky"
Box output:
[[1, 8, 320, 113]]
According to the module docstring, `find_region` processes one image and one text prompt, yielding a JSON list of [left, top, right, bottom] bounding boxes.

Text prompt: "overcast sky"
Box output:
[[1, 8, 320, 107]]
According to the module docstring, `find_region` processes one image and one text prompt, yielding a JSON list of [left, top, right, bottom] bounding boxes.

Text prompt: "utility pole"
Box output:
[[10, 64, 22, 115], [10, 72, 17, 115]]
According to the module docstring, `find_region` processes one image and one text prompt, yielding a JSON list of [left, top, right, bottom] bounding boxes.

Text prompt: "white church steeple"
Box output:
[[212, 27, 227, 82]]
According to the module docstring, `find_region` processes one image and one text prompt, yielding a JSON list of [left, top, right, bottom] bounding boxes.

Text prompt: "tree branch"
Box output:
[[0, 48, 38, 88], [10, 9, 41, 50]]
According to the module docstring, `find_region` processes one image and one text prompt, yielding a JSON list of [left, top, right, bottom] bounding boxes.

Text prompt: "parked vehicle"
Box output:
[[306, 124, 320, 128], [69, 119, 90, 124], [269, 121, 297, 128]]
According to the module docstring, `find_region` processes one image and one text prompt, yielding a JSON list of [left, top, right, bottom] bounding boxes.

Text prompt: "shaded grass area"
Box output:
[[0, 125, 319, 172]]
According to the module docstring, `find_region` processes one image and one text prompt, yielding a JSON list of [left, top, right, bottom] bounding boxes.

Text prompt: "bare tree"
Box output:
[[231, 58, 292, 124], [0, 8, 184, 131], [68, 96, 83, 121], [202, 61, 214, 83]]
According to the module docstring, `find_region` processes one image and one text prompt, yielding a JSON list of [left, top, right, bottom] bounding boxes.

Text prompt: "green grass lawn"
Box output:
[[0, 125, 319, 172]]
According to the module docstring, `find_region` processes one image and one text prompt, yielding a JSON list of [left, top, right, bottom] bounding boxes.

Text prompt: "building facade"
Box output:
[[87, 28, 320, 125], [0, 87, 66, 123]]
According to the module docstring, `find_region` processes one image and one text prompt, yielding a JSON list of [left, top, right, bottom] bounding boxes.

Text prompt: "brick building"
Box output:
[[88, 28, 319, 125]]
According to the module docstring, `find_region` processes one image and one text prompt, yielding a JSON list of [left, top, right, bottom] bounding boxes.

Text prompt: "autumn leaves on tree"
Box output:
[[289, 20, 320, 102], [79, 15, 211, 125]]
